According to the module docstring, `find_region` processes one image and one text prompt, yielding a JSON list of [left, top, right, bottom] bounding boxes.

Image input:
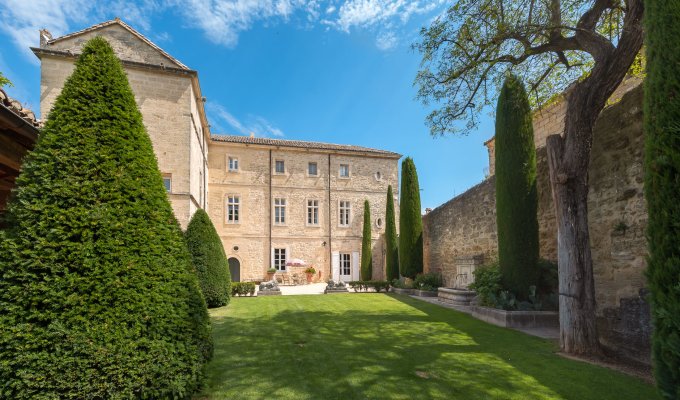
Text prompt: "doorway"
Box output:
[[228, 257, 241, 282]]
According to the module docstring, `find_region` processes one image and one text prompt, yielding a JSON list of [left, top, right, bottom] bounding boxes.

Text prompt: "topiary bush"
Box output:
[[361, 200, 373, 280], [494, 74, 540, 300], [399, 157, 424, 279], [385, 185, 399, 281], [186, 208, 231, 308], [644, 0, 680, 396], [0, 37, 211, 399]]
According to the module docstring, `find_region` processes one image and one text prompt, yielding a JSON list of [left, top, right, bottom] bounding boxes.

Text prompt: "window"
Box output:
[[308, 162, 318, 176], [275, 160, 285, 174], [162, 174, 172, 192], [339, 164, 350, 178], [227, 195, 240, 223], [228, 156, 239, 171], [375, 171, 382, 181], [274, 198, 286, 224], [376, 217, 383, 228], [307, 199, 319, 225], [340, 253, 351, 276], [339, 200, 351, 227], [274, 248, 287, 271]]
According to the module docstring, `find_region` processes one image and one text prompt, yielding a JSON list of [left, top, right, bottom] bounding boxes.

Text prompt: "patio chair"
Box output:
[[291, 273, 302, 285], [281, 273, 291, 285]]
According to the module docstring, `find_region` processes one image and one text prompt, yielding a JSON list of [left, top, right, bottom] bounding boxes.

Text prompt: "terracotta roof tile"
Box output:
[[211, 135, 401, 158], [0, 88, 41, 128]]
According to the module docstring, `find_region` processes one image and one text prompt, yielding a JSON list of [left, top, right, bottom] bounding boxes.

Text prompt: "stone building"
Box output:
[[33, 19, 210, 229], [31, 19, 401, 283], [208, 135, 400, 282]]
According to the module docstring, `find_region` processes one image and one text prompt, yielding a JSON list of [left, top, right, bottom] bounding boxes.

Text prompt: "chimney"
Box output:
[[425, 208, 432, 214], [39, 29, 52, 47]]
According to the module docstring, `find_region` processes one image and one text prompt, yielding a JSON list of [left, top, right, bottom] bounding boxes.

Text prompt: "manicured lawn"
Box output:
[[198, 294, 659, 400]]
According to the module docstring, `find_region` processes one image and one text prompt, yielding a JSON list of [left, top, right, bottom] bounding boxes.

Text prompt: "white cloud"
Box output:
[[0, 0, 446, 56], [206, 103, 285, 138]]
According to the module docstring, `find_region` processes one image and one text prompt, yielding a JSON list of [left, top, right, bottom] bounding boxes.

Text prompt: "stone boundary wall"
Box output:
[[423, 84, 650, 365]]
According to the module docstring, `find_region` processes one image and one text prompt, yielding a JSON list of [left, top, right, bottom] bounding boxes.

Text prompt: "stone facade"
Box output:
[[34, 19, 209, 229], [208, 138, 400, 283], [423, 84, 650, 365]]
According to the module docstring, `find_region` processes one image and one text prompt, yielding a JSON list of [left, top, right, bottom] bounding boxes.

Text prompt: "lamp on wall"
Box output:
[[322, 241, 327, 247]]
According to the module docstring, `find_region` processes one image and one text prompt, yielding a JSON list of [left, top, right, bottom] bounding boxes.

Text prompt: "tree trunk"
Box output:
[[547, 133, 600, 355]]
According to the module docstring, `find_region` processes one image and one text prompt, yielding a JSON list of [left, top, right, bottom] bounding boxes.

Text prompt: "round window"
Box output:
[[376, 218, 383, 228], [375, 171, 382, 181]]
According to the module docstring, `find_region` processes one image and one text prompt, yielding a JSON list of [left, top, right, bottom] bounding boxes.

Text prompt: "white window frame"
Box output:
[[339, 164, 350, 178], [274, 197, 286, 225], [275, 160, 286, 174], [339, 200, 351, 227], [226, 195, 240, 224], [339, 253, 351, 277], [307, 199, 320, 226], [162, 174, 172, 193], [228, 156, 239, 172], [273, 248, 287, 271], [308, 162, 318, 177]]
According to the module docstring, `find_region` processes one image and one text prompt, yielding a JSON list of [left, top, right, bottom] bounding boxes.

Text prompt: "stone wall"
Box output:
[[208, 141, 400, 282], [423, 84, 650, 365]]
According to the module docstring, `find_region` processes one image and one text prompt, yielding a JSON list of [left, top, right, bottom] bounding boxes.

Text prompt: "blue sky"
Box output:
[[0, 0, 495, 210]]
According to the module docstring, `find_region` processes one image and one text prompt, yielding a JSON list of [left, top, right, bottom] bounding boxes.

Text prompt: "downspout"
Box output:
[[328, 154, 332, 277], [269, 149, 273, 269]]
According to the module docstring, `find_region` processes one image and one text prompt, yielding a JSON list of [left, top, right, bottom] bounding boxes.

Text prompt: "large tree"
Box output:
[[415, 0, 643, 355], [186, 208, 232, 308], [644, 0, 680, 397], [385, 185, 399, 281], [495, 74, 539, 300], [0, 37, 210, 398], [361, 200, 373, 280], [399, 157, 424, 279]]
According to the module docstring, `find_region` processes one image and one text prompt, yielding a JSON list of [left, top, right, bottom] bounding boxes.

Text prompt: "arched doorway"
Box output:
[[228, 258, 241, 282]]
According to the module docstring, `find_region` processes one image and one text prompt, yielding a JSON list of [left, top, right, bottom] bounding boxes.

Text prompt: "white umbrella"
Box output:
[[286, 258, 307, 266]]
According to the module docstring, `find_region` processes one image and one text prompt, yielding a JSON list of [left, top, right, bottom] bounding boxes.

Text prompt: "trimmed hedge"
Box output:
[[361, 200, 373, 280], [413, 272, 443, 292], [348, 281, 391, 293], [186, 209, 231, 308], [0, 37, 211, 398], [399, 157, 424, 279], [644, 0, 680, 396], [494, 74, 539, 300], [232, 282, 256, 296], [385, 185, 399, 281]]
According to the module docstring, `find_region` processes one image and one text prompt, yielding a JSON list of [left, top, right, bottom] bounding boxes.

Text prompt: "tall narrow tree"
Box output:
[[0, 37, 210, 399], [385, 185, 399, 281], [644, 0, 680, 397], [399, 157, 424, 279], [186, 208, 232, 308], [361, 200, 373, 280], [495, 75, 539, 299]]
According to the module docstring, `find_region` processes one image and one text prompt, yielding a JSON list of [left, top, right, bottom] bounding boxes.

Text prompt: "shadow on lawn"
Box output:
[[199, 294, 658, 400]]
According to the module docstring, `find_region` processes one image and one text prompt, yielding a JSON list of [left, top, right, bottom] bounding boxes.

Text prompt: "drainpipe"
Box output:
[[269, 149, 273, 270], [328, 153, 332, 277]]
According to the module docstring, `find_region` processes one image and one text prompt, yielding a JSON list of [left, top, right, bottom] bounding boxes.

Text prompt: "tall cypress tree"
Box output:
[[186, 209, 232, 308], [385, 185, 399, 281], [361, 200, 373, 280], [644, 1, 680, 397], [494, 74, 539, 300], [0, 37, 210, 399], [399, 157, 423, 279]]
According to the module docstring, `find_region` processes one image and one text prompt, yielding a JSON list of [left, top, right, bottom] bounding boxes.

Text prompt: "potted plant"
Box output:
[[266, 267, 277, 281], [304, 266, 316, 283]]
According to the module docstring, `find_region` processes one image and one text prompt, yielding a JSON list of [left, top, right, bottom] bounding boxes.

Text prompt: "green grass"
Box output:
[[199, 294, 659, 400]]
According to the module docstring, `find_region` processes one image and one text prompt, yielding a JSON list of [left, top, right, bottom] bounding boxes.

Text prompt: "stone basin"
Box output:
[[438, 287, 476, 306]]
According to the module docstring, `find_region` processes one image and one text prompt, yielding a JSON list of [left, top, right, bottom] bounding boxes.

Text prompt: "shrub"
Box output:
[[644, 0, 680, 396], [348, 281, 391, 293], [268, 267, 277, 273], [304, 267, 316, 274], [186, 209, 231, 308], [232, 282, 256, 296], [391, 278, 413, 289], [399, 157, 424, 279], [0, 37, 210, 399], [385, 185, 399, 281], [470, 262, 502, 306], [494, 74, 539, 300], [361, 200, 373, 280], [413, 272, 443, 292]]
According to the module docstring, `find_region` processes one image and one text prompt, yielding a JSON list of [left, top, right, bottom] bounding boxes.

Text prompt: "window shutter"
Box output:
[[270, 247, 274, 270], [352, 252, 360, 281], [331, 252, 340, 281]]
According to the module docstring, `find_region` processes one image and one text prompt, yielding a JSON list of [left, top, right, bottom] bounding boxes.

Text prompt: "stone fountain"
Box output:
[[438, 255, 481, 306]]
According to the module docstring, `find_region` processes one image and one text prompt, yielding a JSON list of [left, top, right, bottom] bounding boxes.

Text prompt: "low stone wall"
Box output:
[[423, 84, 650, 365], [471, 307, 559, 329]]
